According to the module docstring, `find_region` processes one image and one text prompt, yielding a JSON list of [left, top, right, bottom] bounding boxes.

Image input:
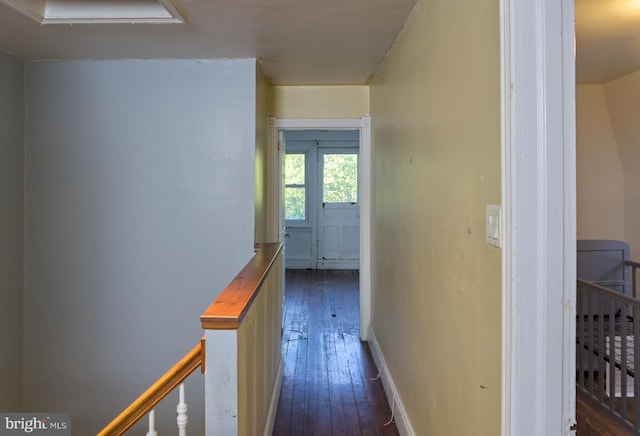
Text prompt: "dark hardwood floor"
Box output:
[[273, 269, 399, 436], [576, 389, 633, 435], [576, 372, 637, 435]]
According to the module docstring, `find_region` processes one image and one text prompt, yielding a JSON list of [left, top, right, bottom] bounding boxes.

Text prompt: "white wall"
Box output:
[[603, 71, 640, 258], [576, 85, 625, 242], [0, 50, 24, 411], [23, 59, 257, 434]]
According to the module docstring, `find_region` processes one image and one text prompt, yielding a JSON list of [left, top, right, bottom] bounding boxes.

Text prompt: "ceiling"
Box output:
[[0, 0, 417, 85], [577, 0, 640, 83], [1, 0, 634, 86]]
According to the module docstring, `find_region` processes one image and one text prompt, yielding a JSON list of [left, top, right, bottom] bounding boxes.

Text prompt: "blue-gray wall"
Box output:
[[23, 59, 257, 434], [0, 50, 24, 412]]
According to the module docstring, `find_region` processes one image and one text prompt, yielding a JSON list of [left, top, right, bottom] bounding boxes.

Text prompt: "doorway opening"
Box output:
[[269, 117, 371, 340], [283, 129, 360, 270]]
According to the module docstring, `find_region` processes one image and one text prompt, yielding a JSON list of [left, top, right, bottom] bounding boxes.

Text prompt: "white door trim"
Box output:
[[268, 117, 372, 340], [501, 0, 576, 435]]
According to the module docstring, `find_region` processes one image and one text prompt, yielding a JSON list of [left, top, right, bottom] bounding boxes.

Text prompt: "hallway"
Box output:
[[273, 269, 399, 435]]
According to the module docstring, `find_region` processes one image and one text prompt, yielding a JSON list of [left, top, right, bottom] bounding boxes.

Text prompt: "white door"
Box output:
[[317, 148, 360, 269]]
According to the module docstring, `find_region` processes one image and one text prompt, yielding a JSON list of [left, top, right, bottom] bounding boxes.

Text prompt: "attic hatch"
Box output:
[[1, 0, 186, 24]]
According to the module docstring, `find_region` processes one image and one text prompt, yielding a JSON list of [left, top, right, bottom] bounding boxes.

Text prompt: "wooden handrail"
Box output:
[[201, 242, 283, 330], [97, 338, 205, 436]]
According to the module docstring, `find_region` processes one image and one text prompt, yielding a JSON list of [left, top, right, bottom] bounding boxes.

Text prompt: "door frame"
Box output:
[[500, 0, 576, 434], [268, 117, 372, 340]]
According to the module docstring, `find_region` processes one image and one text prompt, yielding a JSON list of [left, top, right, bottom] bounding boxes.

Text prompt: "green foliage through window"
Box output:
[[285, 151, 358, 220], [285, 153, 306, 220], [323, 154, 358, 203]]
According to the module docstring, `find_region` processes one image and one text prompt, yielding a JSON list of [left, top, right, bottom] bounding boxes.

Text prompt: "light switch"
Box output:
[[486, 205, 501, 248]]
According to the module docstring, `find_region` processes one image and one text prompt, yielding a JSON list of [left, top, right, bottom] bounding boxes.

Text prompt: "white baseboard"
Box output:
[[367, 326, 416, 436], [263, 356, 284, 436]]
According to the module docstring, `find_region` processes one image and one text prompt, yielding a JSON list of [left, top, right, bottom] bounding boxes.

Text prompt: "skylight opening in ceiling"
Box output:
[[1, 0, 186, 24]]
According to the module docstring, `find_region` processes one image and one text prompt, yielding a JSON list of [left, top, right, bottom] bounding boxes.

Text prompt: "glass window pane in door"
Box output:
[[285, 187, 305, 220], [323, 154, 358, 203], [285, 154, 305, 185], [285, 153, 306, 220]]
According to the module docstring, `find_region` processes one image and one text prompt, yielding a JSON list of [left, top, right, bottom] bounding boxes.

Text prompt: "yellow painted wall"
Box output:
[[237, 249, 283, 436], [255, 62, 271, 243], [368, 0, 502, 434], [603, 72, 640, 258], [270, 85, 369, 119], [576, 85, 625, 242]]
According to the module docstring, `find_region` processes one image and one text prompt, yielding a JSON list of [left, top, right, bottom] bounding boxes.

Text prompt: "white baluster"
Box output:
[[177, 383, 188, 436], [146, 409, 158, 436]]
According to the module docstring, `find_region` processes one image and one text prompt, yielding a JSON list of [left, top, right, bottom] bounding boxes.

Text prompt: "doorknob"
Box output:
[[284, 232, 291, 238]]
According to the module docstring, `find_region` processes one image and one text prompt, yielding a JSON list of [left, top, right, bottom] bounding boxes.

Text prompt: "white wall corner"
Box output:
[[359, 116, 372, 340]]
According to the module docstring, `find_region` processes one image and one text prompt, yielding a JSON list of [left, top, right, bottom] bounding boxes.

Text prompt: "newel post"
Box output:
[[203, 329, 239, 435], [200, 243, 284, 436]]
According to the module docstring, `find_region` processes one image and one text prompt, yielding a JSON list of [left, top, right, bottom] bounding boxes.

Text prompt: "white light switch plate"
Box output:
[[486, 205, 502, 248]]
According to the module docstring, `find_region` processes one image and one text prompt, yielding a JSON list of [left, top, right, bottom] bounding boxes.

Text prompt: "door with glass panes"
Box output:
[[284, 143, 359, 269], [316, 148, 359, 268]]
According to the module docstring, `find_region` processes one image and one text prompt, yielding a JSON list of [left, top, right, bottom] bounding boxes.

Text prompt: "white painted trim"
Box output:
[[40, 17, 184, 24], [501, 0, 576, 435], [263, 357, 284, 436], [266, 118, 281, 243], [275, 118, 366, 130], [367, 326, 415, 436], [359, 116, 371, 340], [0, 0, 43, 22], [157, 0, 188, 23], [269, 118, 372, 341], [499, 1, 513, 433], [2, 0, 186, 24], [561, 0, 577, 432]]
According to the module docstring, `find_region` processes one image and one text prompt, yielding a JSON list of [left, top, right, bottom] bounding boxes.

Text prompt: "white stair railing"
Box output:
[[177, 383, 188, 436], [145, 384, 189, 436], [146, 410, 157, 436]]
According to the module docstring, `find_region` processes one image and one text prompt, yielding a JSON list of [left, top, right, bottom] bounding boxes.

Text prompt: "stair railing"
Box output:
[[625, 260, 640, 299], [97, 338, 205, 436]]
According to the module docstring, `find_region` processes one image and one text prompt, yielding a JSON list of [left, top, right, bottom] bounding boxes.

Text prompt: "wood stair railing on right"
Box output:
[[97, 337, 205, 436], [626, 259, 640, 298]]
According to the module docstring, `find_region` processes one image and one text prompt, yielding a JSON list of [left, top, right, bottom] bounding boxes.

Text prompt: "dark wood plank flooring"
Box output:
[[576, 389, 633, 435], [576, 371, 637, 435], [273, 269, 399, 436]]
